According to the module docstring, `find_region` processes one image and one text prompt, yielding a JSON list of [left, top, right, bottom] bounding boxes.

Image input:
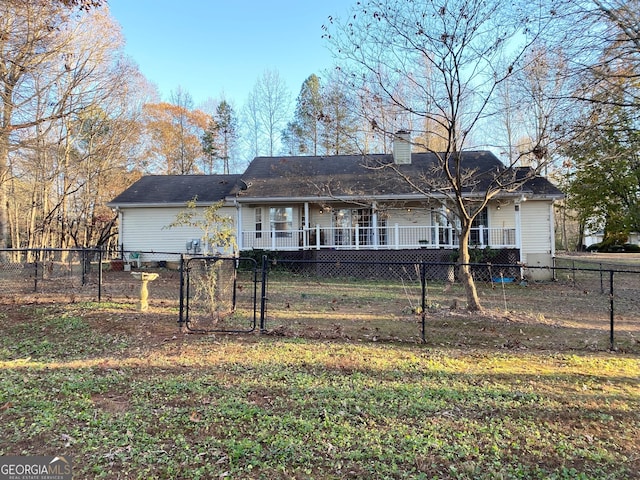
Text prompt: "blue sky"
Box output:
[[107, 0, 353, 109]]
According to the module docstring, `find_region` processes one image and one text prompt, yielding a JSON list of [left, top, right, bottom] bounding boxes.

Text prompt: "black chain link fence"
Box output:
[[1, 249, 638, 352], [179, 256, 259, 333], [258, 255, 639, 352], [0, 249, 183, 311]]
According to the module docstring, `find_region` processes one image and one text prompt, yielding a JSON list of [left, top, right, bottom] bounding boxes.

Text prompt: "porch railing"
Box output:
[[240, 225, 517, 251]]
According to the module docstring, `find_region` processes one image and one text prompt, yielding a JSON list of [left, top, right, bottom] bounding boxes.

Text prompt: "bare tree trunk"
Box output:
[[458, 223, 483, 311], [0, 113, 10, 249]]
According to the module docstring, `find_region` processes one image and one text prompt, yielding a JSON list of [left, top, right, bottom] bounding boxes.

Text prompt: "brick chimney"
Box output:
[[393, 130, 411, 164]]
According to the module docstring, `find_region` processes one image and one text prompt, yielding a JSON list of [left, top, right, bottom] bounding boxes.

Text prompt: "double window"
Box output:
[[255, 207, 294, 238], [270, 207, 293, 237]]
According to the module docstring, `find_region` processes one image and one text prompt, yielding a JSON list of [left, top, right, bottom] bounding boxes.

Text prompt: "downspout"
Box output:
[[549, 202, 556, 258], [514, 201, 523, 277], [235, 196, 243, 252]]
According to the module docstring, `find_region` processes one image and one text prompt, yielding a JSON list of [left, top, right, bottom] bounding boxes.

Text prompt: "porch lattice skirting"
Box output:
[[269, 248, 520, 281]]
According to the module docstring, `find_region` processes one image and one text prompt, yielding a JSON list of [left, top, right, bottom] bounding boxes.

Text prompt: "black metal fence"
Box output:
[[257, 256, 639, 351], [1, 249, 638, 352], [0, 248, 183, 305], [179, 256, 259, 333]]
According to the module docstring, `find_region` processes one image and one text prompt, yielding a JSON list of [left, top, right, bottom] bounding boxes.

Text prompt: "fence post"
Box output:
[[178, 254, 185, 328], [609, 270, 615, 351], [34, 249, 39, 293], [260, 255, 268, 333], [81, 248, 86, 286], [420, 262, 427, 344], [98, 249, 103, 302]]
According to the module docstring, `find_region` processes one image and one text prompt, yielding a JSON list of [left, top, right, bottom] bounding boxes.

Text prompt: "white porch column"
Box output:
[[372, 202, 379, 249], [304, 202, 309, 249], [394, 223, 400, 249]]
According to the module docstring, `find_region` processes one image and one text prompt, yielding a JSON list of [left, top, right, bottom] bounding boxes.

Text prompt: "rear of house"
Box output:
[[108, 144, 563, 280]]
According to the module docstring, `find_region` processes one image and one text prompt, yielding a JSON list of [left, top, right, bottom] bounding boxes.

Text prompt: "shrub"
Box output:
[[586, 243, 601, 252]]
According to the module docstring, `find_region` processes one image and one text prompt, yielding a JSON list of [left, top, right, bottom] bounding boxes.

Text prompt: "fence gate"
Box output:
[[179, 256, 259, 333]]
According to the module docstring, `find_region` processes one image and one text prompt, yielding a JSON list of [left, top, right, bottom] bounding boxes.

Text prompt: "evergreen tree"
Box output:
[[290, 74, 324, 155], [201, 101, 238, 174], [320, 81, 359, 155], [201, 116, 219, 174], [215, 101, 238, 174]]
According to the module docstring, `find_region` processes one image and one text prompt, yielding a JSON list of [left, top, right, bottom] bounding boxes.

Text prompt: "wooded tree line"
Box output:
[[0, 0, 637, 252]]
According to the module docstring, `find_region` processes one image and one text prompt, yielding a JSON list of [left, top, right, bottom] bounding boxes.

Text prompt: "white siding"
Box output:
[[520, 201, 553, 262], [489, 205, 516, 229], [309, 208, 333, 229], [387, 209, 431, 227], [120, 206, 237, 261]]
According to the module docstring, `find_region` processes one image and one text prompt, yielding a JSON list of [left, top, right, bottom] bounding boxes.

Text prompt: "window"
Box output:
[[255, 208, 262, 239], [470, 208, 488, 245], [356, 209, 374, 245], [431, 207, 451, 245], [331, 208, 378, 246], [270, 207, 293, 237]]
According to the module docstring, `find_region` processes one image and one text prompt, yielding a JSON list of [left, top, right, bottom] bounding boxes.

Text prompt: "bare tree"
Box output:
[[241, 89, 263, 160], [567, 0, 638, 110], [2, 2, 150, 249], [1, 1, 73, 247], [325, 0, 551, 311], [0, 1, 140, 249], [251, 69, 291, 156]]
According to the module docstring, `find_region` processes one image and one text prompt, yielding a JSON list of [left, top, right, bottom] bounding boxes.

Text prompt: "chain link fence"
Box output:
[[0, 249, 183, 311], [1, 249, 638, 352], [179, 256, 259, 333], [0, 249, 96, 299], [259, 256, 639, 352]]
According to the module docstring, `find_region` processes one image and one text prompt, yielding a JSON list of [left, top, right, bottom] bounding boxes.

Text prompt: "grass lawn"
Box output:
[[0, 300, 638, 480]]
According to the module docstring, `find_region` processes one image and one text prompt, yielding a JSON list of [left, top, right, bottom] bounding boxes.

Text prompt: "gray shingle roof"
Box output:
[[232, 151, 563, 200], [108, 175, 241, 206], [108, 152, 563, 207]]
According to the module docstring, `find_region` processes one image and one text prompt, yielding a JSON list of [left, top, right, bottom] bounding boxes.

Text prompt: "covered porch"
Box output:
[[236, 201, 520, 252]]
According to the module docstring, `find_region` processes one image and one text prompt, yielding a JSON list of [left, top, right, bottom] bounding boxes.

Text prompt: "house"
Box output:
[[584, 230, 640, 250], [108, 136, 564, 279], [107, 174, 241, 260]]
